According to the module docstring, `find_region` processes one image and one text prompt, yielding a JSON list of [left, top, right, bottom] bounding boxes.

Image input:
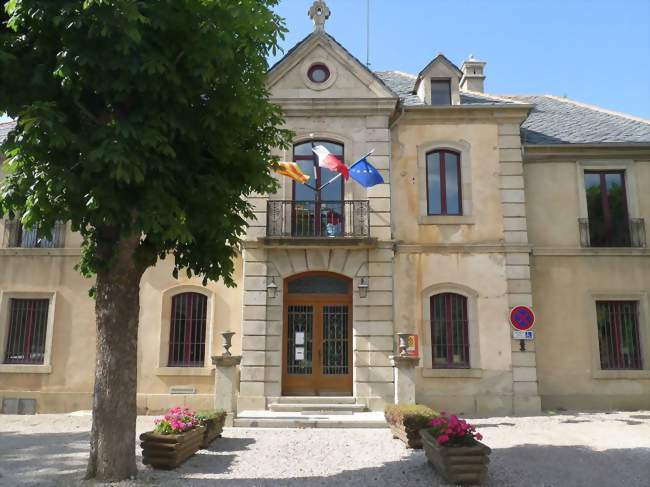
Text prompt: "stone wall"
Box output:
[[498, 122, 541, 415], [238, 245, 395, 411]]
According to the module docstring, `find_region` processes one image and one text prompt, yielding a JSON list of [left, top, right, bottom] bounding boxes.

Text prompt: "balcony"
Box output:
[[2, 220, 66, 248], [578, 218, 646, 248], [265, 200, 371, 245]]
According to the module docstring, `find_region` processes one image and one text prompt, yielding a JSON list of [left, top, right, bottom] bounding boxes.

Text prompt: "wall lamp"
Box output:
[[357, 277, 369, 298], [266, 277, 278, 299]]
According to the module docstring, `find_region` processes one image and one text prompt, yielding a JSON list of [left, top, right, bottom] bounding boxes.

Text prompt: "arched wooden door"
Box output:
[[282, 272, 353, 396]]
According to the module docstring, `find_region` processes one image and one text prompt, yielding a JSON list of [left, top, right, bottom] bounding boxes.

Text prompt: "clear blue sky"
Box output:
[[2, 1, 648, 123], [270, 0, 650, 119]]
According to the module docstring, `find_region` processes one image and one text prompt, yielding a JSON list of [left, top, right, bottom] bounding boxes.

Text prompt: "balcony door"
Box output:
[[292, 140, 344, 236], [282, 272, 353, 396], [584, 170, 630, 246]]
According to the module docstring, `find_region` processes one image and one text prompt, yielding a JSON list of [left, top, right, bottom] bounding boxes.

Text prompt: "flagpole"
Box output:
[[318, 172, 342, 192], [316, 149, 375, 191]]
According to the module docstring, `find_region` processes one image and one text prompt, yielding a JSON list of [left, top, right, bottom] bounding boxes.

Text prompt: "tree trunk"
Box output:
[[86, 234, 144, 481]]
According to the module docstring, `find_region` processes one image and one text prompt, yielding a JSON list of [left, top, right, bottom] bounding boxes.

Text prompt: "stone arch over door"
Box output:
[[267, 248, 368, 288]]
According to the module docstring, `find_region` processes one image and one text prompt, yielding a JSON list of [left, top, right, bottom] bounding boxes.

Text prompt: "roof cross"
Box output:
[[308, 1, 330, 33]]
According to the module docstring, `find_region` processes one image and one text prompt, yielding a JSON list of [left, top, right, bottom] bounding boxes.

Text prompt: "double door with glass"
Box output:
[[282, 296, 352, 396]]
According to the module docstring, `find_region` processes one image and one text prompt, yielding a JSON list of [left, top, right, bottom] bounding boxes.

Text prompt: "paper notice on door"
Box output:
[[295, 347, 305, 360], [295, 331, 305, 345]]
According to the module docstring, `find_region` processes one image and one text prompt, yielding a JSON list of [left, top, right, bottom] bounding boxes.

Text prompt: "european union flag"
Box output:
[[349, 157, 384, 188]]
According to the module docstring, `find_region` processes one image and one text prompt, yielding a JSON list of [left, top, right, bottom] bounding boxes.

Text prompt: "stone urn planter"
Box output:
[[140, 426, 205, 469], [197, 410, 227, 448], [420, 428, 491, 485], [384, 404, 438, 449]]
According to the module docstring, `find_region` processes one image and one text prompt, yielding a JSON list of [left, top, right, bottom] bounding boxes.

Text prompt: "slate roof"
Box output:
[[374, 70, 516, 106], [2, 75, 649, 147], [501, 95, 650, 145], [375, 70, 650, 145]]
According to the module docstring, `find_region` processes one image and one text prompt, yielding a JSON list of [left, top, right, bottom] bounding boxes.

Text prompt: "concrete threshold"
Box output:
[[234, 410, 387, 429]]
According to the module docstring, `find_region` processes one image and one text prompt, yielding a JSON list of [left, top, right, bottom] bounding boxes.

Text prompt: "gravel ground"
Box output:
[[1, 411, 649, 487]]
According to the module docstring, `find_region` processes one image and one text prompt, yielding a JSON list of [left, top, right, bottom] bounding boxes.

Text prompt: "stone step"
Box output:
[[269, 402, 367, 413], [234, 411, 387, 429], [275, 396, 357, 405]]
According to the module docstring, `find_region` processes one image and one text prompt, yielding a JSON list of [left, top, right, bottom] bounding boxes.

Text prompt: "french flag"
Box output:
[[312, 145, 349, 180]]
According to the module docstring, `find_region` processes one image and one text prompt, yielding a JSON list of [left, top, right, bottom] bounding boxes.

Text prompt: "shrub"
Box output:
[[153, 407, 199, 435], [195, 409, 226, 424], [425, 412, 483, 446], [384, 404, 438, 431]]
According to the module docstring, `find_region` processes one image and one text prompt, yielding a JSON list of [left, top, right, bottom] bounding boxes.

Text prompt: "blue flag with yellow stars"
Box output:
[[349, 157, 384, 188]]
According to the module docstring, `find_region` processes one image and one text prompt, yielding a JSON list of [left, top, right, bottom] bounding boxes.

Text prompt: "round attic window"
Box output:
[[307, 63, 330, 83]]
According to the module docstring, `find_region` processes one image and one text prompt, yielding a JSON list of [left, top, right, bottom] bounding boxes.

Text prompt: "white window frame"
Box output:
[[0, 291, 56, 374], [156, 285, 214, 376], [588, 290, 650, 379], [420, 283, 482, 378]]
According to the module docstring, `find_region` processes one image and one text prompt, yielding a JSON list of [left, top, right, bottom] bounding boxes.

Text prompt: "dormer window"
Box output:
[[413, 54, 461, 105], [430, 79, 451, 106]]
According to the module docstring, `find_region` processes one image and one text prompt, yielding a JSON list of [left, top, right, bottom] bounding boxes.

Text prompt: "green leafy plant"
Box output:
[[195, 409, 226, 424], [384, 404, 438, 431], [0, 0, 291, 481]]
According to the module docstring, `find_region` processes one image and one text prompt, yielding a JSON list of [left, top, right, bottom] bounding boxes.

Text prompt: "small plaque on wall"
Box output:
[[295, 331, 305, 345], [295, 347, 305, 360]]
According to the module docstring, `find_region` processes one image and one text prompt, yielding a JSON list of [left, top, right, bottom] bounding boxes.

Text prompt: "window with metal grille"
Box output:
[[430, 293, 469, 368], [168, 292, 208, 367], [596, 301, 643, 370], [426, 150, 462, 216], [4, 298, 50, 364]]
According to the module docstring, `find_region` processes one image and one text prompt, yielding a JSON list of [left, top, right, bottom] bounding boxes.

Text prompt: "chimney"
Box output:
[[460, 55, 486, 93]]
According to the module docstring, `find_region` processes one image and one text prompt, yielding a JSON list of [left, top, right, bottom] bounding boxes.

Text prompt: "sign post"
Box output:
[[509, 305, 536, 351]]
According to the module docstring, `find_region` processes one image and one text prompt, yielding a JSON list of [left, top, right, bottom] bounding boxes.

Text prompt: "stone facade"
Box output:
[[1, 2, 649, 416]]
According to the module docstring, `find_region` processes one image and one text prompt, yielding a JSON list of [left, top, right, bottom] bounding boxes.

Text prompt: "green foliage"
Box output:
[[0, 0, 292, 285], [195, 409, 226, 424], [384, 404, 439, 431]]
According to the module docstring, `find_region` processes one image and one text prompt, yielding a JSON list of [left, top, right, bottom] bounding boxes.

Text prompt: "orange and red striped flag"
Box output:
[[274, 161, 310, 184]]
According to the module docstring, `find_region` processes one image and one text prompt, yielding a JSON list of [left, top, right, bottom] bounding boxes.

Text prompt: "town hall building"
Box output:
[[1, 2, 649, 422]]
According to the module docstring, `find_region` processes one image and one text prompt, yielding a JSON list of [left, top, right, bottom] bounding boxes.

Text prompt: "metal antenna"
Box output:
[[366, 0, 370, 67]]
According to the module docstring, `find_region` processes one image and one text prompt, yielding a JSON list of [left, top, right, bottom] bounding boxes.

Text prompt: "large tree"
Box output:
[[0, 0, 290, 480]]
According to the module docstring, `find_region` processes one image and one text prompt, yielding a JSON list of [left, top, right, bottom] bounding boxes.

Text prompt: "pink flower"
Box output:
[[475, 433, 483, 441], [437, 434, 449, 444]]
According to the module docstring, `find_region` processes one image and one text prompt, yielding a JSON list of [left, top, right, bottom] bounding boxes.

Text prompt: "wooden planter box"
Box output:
[[140, 426, 205, 469], [200, 414, 226, 448], [420, 429, 491, 485], [388, 422, 425, 449]]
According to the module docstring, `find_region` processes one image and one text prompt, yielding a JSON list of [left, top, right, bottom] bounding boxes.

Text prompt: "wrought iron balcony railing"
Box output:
[[2, 220, 66, 248], [578, 218, 646, 248], [266, 200, 370, 238]]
